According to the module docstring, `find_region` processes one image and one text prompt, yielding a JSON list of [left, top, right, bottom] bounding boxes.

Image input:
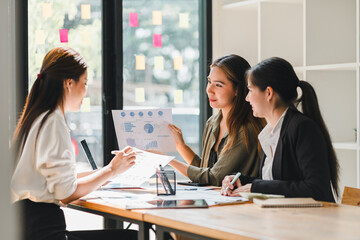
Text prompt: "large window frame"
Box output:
[[20, 0, 212, 167]]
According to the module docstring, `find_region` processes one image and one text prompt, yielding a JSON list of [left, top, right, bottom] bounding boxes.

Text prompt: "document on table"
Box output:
[[108, 148, 175, 186], [112, 108, 176, 152]]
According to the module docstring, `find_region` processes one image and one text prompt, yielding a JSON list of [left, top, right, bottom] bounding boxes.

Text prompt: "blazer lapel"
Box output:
[[271, 108, 295, 179]]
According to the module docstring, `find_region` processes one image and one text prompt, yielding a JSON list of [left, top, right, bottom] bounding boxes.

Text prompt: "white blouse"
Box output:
[[258, 108, 288, 180], [11, 107, 77, 205]]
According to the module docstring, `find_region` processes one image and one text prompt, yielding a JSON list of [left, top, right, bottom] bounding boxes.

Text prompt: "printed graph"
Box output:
[[144, 140, 158, 149]]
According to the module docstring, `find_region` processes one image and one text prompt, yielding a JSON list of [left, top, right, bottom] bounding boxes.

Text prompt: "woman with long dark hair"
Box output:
[[11, 47, 138, 239], [221, 57, 339, 202], [168, 54, 266, 186]]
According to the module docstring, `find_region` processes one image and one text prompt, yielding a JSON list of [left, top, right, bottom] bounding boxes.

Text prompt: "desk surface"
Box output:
[[70, 198, 360, 240]]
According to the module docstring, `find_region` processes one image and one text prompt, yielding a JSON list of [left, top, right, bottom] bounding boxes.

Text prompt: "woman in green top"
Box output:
[[168, 54, 266, 186]]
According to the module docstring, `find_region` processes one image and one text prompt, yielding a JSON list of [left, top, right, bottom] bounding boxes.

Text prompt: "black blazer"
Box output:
[[241, 108, 335, 202]]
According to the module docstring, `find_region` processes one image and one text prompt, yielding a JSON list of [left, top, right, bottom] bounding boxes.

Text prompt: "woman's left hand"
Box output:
[[228, 184, 252, 197]]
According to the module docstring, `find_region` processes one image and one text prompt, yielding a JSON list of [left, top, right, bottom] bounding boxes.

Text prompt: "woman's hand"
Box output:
[[108, 146, 136, 176], [168, 124, 186, 149], [221, 175, 242, 196], [227, 184, 252, 196]]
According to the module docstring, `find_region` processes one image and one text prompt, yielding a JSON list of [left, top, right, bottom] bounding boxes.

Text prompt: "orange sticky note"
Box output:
[[35, 30, 45, 45], [35, 53, 43, 67], [135, 88, 145, 102], [153, 11, 162, 25], [174, 90, 183, 104], [81, 97, 91, 112], [81, 4, 91, 19], [136, 55, 146, 70], [129, 13, 139, 27], [154, 56, 164, 70], [174, 56, 183, 70], [179, 13, 189, 28], [59, 29, 68, 43], [153, 34, 162, 47], [81, 31, 89, 44], [42, 2, 52, 19]]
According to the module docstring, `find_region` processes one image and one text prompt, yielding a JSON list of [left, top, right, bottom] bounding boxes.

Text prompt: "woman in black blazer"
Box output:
[[221, 57, 339, 202]]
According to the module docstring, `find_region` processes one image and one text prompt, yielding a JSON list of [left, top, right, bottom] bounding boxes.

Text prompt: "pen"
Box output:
[[225, 172, 241, 193]]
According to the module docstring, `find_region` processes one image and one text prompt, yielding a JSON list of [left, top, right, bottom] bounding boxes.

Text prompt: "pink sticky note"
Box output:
[[59, 29, 68, 43], [153, 34, 162, 47], [129, 13, 138, 27]]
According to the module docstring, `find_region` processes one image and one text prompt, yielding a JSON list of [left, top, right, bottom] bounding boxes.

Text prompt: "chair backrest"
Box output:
[[341, 186, 360, 206]]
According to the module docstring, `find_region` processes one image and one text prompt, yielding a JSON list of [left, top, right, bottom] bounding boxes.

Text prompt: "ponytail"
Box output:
[[297, 80, 340, 199]]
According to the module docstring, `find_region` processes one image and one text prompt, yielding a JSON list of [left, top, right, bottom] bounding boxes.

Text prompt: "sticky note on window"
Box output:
[[81, 4, 91, 19], [174, 56, 183, 70], [154, 56, 164, 70], [42, 3, 52, 18], [81, 97, 91, 112], [35, 30, 45, 45], [174, 90, 183, 104], [153, 11, 162, 25], [179, 13, 189, 28], [59, 29, 68, 43], [135, 88, 145, 102], [136, 55, 145, 70], [129, 13, 139, 27], [81, 31, 89, 44], [35, 53, 43, 67], [153, 34, 162, 47]]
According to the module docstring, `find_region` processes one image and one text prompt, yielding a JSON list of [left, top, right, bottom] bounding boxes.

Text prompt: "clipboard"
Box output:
[[80, 139, 98, 170]]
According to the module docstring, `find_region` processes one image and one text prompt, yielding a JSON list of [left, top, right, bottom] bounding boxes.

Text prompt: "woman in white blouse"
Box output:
[[11, 47, 138, 240]]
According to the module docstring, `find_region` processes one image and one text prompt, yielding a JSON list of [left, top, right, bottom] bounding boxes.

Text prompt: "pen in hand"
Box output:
[[225, 172, 241, 193]]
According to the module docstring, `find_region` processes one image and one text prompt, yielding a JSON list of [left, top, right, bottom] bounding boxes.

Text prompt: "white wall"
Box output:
[[0, 0, 18, 239]]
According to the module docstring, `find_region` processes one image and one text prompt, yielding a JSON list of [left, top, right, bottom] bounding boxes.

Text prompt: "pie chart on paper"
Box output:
[[144, 123, 154, 134]]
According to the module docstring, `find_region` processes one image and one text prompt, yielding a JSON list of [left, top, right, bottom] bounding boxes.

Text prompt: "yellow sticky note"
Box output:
[[35, 53, 43, 67], [174, 90, 183, 104], [153, 11, 162, 25], [136, 55, 146, 70], [81, 97, 91, 112], [174, 56, 183, 70], [81, 31, 89, 44], [154, 56, 164, 70], [35, 30, 45, 45], [135, 88, 145, 102], [81, 4, 91, 19], [179, 13, 189, 28], [42, 2, 52, 19]]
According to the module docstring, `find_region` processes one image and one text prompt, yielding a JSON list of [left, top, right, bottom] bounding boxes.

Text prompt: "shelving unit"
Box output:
[[213, 0, 360, 195]]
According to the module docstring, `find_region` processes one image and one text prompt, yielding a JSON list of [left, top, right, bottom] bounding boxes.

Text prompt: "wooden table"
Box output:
[[70, 199, 360, 240]]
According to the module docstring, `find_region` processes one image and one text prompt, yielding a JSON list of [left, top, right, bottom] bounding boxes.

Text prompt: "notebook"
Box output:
[[253, 198, 323, 208]]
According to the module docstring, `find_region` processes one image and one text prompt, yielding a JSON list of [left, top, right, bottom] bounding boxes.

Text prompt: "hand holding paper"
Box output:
[[109, 147, 174, 186]]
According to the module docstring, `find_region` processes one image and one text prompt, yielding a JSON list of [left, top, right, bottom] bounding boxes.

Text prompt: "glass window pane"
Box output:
[[123, 0, 201, 157], [28, 0, 103, 169]]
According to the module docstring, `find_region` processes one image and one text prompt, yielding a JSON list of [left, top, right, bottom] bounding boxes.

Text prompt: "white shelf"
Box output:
[[213, 0, 360, 189], [221, 0, 258, 9], [333, 142, 359, 150]]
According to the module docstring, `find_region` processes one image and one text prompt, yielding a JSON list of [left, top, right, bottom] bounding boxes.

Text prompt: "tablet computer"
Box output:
[[125, 199, 208, 209]]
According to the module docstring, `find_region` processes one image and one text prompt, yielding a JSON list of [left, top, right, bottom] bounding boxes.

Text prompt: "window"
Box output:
[[122, 0, 203, 157], [28, 0, 103, 169]]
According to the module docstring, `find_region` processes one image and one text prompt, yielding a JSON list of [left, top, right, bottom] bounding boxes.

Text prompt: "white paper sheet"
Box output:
[[109, 148, 174, 186], [112, 109, 176, 152]]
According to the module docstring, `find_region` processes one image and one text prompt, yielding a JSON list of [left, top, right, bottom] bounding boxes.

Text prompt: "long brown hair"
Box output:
[[247, 57, 340, 199], [211, 54, 266, 153], [13, 47, 87, 155]]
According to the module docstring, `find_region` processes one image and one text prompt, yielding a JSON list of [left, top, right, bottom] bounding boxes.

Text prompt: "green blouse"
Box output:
[[187, 111, 261, 186]]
